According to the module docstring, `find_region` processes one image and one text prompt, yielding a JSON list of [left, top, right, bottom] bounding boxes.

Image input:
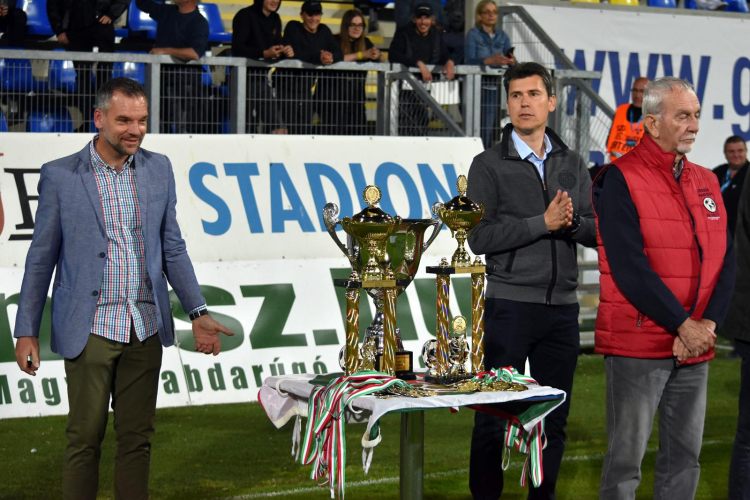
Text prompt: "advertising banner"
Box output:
[[510, 2, 750, 168], [0, 133, 484, 419]]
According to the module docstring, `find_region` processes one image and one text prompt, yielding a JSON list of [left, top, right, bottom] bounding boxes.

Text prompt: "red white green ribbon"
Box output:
[[299, 371, 408, 499], [472, 366, 548, 488]]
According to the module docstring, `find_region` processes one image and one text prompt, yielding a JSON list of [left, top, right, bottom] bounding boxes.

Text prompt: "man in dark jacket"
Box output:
[[466, 62, 596, 500], [48, 0, 127, 130], [136, 0, 208, 133], [389, 3, 454, 136], [0, 0, 27, 47], [281, 0, 343, 134], [713, 135, 749, 238], [233, 0, 292, 133], [724, 143, 750, 500]]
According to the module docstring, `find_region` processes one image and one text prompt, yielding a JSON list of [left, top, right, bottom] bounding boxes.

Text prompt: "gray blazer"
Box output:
[[14, 145, 205, 359]]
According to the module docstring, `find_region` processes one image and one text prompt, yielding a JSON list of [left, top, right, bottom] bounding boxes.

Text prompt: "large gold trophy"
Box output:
[[424, 175, 488, 383], [324, 186, 443, 379]]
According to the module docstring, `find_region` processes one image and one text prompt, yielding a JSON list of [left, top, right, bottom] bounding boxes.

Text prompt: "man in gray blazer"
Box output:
[[13, 77, 234, 500]]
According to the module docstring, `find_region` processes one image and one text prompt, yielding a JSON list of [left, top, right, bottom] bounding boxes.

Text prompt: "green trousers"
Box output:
[[63, 331, 163, 500]]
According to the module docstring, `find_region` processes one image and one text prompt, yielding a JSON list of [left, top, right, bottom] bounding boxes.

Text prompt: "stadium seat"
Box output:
[[0, 53, 36, 92], [113, 61, 146, 84], [48, 50, 78, 92], [198, 3, 232, 44], [0, 109, 8, 132], [18, 0, 54, 36], [127, 0, 158, 38], [611, 0, 639, 5], [570, 0, 601, 3], [726, 0, 749, 12], [648, 0, 677, 7], [26, 110, 73, 133]]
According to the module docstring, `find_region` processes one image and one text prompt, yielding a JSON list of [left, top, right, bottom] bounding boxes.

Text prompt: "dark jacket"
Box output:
[[135, 0, 208, 56], [232, 0, 283, 59], [467, 124, 597, 305], [47, 0, 128, 35], [282, 21, 343, 65], [713, 160, 749, 237], [722, 164, 750, 343], [388, 25, 449, 68]]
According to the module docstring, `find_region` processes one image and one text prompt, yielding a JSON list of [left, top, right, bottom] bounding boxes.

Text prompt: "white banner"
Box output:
[[509, 3, 750, 168], [0, 134, 484, 418]]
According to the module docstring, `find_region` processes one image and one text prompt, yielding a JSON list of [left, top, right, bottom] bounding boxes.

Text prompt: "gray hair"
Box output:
[[642, 76, 695, 120]]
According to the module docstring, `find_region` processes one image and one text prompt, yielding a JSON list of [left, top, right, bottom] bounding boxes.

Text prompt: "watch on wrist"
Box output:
[[569, 212, 581, 234], [189, 309, 209, 321]]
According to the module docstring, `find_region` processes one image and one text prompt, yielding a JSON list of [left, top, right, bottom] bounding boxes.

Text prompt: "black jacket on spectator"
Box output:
[[713, 161, 749, 238], [135, 0, 209, 56], [282, 21, 343, 65], [232, 0, 283, 59], [388, 25, 449, 68], [47, 0, 128, 35]]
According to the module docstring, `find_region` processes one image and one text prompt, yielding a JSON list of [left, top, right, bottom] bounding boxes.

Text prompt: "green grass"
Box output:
[[0, 349, 741, 499]]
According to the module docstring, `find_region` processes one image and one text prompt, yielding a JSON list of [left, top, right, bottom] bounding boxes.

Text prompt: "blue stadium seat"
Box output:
[[113, 54, 146, 84], [127, 0, 158, 38], [48, 53, 78, 92], [0, 109, 8, 132], [26, 110, 74, 133], [199, 3, 231, 44], [18, 0, 54, 36], [115, 27, 129, 38], [0, 54, 36, 92], [648, 0, 677, 6], [726, 0, 749, 12]]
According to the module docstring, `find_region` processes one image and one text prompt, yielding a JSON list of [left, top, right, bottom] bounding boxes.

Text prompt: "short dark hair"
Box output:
[[724, 135, 747, 150], [95, 77, 148, 113], [503, 62, 553, 98]]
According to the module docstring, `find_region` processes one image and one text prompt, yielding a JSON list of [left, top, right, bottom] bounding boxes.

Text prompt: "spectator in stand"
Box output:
[[465, 0, 515, 149], [605, 76, 649, 162], [282, 0, 343, 134], [395, 0, 447, 30], [334, 9, 380, 135], [389, 3, 455, 136], [135, 0, 209, 133], [713, 136, 749, 238], [232, 0, 292, 134], [0, 0, 27, 47], [47, 0, 126, 131]]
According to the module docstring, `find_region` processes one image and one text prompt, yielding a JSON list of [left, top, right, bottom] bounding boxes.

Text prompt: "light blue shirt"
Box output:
[[511, 129, 552, 181]]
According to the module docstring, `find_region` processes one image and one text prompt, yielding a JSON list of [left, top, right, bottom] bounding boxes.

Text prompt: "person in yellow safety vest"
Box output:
[[606, 77, 650, 162]]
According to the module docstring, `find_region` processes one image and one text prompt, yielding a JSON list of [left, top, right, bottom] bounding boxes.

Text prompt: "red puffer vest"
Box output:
[[594, 133, 727, 363]]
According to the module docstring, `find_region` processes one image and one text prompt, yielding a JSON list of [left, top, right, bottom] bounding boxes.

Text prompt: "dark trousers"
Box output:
[[66, 23, 115, 131], [63, 331, 163, 500], [470, 298, 579, 500], [730, 339, 750, 500], [0, 9, 27, 47]]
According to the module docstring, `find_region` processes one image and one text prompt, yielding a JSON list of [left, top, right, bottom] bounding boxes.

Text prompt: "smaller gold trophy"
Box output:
[[425, 175, 488, 383]]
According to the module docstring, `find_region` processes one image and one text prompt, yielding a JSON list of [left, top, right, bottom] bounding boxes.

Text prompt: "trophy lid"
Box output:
[[442, 175, 482, 212], [350, 186, 395, 224]]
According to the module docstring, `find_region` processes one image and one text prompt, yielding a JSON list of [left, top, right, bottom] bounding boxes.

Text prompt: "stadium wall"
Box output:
[[0, 134, 483, 419]]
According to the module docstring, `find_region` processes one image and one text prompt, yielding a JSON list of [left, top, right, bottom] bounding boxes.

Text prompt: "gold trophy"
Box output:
[[426, 175, 488, 383], [324, 186, 443, 379]]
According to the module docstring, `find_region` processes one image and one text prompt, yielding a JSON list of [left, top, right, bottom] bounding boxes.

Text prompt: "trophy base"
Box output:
[[375, 351, 416, 380], [423, 371, 473, 385]]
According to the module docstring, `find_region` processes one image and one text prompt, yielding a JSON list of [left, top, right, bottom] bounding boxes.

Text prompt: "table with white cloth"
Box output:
[[259, 373, 566, 500]]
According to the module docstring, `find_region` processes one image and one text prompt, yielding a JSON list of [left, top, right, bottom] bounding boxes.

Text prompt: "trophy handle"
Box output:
[[323, 203, 355, 265], [425, 202, 445, 251]]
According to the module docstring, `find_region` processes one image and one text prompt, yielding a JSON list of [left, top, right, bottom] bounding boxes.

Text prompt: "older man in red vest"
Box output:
[[592, 76, 736, 500]]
